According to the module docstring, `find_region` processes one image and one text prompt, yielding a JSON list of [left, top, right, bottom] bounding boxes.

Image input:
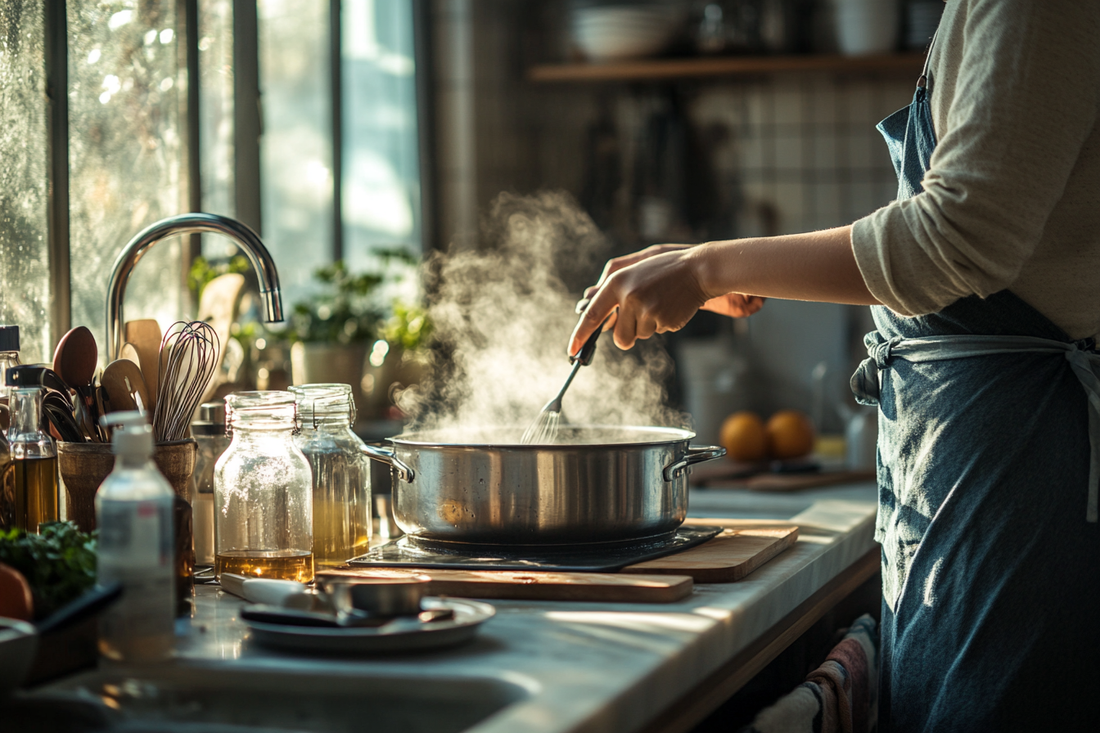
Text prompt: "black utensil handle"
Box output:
[[36, 582, 123, 635], [571, 324, 602, 366]]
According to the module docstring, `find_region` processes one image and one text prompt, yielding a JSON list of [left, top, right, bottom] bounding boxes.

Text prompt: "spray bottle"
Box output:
[[96, 411, 175, 663]]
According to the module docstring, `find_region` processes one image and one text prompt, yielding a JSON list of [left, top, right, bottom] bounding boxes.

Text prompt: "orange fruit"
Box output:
[[0, 562, 34, 621], [765, 410, 816, 460], [720, 411, 768, 462]]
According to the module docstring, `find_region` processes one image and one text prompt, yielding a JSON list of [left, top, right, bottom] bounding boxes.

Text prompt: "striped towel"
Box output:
[[739, 614, 879, 733]]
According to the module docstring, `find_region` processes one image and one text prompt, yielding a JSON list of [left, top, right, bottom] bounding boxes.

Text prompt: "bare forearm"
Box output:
[[689, 225, 880, 306]]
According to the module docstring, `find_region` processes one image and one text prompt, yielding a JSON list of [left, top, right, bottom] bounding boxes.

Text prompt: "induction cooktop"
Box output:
[[346, 525, 723, 573]]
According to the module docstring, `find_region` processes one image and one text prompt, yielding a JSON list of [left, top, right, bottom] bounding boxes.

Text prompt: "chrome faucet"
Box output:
[[106, 213, 284, 360]]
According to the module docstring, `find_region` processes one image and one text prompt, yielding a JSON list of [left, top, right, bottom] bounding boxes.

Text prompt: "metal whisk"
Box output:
[[520, 311, 605, 445], [153, 321, 220, 443]]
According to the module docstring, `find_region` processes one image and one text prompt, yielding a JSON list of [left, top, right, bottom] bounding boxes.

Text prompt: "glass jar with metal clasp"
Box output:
[[290, 383, 371, 568], [214, 391, 313, 582]]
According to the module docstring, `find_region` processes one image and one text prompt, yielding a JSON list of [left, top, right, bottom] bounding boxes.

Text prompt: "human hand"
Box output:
[[581, 243, 694, 303], [570, 245, 708, 354]]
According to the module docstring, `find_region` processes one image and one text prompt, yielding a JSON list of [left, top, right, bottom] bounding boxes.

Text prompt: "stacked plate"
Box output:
[[571, 3, 679, 62], [834, 0, 900, 56]]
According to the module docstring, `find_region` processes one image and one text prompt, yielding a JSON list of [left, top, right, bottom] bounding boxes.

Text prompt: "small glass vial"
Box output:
[[190, 402, 231, 568], [214, 391, 314, 582], [7, 386, 59, 532], [291, 383, 372, 568]]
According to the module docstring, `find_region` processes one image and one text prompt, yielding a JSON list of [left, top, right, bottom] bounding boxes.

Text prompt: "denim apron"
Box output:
[[852, 45, 1100, 732]]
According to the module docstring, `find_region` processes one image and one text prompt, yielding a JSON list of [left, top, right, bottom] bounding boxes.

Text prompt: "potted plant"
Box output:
[[278, 253, 429, 422]]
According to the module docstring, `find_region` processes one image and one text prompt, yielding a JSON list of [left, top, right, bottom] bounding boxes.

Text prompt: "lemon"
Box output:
[[720, 411, 768, 462]]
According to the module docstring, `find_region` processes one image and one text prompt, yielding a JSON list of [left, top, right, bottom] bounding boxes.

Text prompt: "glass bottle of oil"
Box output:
[[290, 383, 371, 568], [6, 385, 58, 532], [214, 391, 313, 582]]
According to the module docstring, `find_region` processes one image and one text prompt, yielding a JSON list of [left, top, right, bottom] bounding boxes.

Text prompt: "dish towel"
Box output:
[[738, 614, 879, 733]]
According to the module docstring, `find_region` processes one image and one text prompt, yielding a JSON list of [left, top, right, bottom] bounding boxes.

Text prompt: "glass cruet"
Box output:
[[214, 391, 314, 582], [290, 383, 372, 568], [7, 386, 59, 532]]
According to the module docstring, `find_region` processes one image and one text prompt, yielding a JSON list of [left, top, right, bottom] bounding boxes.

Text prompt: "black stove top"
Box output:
[[346, 525, 723, 573]]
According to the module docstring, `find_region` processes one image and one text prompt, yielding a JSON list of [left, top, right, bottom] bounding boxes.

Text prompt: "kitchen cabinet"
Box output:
[[20, 481, 880, 733], [528, 52, 925, 83]]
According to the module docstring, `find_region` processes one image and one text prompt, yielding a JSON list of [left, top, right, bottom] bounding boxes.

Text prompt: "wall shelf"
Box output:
[[528, 52, 925, 83]]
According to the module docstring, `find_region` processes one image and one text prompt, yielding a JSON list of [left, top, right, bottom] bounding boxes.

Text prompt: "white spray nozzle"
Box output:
[[100, 411, 150, 431], [101, 411, 154, 457]]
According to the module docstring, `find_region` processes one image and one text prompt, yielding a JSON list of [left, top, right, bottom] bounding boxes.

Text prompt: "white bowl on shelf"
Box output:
[[834, 0, 900, 56], [571, 4, 677, 62]]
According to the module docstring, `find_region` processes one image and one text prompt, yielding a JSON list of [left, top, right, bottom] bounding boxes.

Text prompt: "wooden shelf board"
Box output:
[[528, 53, 925, 83]]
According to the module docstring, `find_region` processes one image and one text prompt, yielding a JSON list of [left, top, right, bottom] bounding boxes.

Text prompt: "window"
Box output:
[[0, 0, 424, 364]]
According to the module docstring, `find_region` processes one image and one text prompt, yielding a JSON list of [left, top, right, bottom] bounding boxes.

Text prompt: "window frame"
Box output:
[[33, 0, 435, 348]]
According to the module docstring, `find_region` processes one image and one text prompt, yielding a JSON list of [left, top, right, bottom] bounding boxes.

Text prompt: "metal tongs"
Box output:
[[520, 299, 609, 445]]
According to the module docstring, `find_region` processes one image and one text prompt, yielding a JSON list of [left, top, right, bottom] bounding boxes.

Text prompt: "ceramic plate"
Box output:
[[244, 597, 495, 654]]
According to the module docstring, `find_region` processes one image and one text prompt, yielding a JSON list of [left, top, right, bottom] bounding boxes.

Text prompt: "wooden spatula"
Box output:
[[101, 359, 151, 416], [123, 319, 162, 414], [197, 273, 246, 404]]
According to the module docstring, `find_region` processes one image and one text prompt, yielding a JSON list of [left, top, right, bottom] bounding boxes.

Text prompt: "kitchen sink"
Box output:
[[13, 664, 533, 733]]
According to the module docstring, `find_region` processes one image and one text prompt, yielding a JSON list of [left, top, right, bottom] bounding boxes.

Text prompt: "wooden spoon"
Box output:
[[52, 326, 98, 389], [52, 326, 102, 441], [101, 359, 151, 416], [124, 320, 162, 414]]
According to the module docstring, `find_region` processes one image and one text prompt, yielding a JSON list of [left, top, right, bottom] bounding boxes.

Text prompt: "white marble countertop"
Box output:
[[142, 481, 878, 733]]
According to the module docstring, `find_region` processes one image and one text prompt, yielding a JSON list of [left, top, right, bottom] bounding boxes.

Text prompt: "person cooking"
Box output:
[[569, 1, 1099, 730]]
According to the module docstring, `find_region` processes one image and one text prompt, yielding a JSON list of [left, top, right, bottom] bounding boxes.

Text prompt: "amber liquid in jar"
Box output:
[[13, 455, 59, 531], [215, 549, 314, 583]]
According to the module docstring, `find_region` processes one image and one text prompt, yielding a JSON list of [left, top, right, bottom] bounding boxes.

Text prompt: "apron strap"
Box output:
[[852, 332, 1100, 522]]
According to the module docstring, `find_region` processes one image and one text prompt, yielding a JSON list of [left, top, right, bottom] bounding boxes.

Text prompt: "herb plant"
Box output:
[[0, 521, 97, 620]]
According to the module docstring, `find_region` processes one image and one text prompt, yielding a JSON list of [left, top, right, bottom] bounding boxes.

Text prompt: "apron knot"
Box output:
[[851, 333, 904, 406]]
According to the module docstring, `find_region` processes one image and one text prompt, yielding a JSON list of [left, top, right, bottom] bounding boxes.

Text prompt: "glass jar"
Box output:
[[214, 391, 313, 582], [290, 383, 371, 568]]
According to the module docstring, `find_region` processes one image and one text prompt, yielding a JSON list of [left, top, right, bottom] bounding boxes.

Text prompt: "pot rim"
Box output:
[[390, 424, 696, 449]]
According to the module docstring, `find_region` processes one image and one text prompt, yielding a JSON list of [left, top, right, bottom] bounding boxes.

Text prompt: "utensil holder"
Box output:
[[57, 438, 197, 615]]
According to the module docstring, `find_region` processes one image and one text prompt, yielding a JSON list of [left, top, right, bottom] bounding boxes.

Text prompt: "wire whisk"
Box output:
[[153, 321, 220, 443], [520, 304, 607, 445]]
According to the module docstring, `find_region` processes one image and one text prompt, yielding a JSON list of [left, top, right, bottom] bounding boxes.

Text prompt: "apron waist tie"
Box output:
[[852, 332, 1100, 523]]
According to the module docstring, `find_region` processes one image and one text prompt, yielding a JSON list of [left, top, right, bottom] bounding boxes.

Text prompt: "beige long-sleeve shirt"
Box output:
[[851, 0, 1100, 340]]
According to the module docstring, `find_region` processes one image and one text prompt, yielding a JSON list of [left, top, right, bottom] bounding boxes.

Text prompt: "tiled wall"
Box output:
[[429, 0, 919, 436]]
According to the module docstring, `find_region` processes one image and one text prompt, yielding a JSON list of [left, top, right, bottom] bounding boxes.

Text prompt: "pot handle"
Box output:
[[663, 445, 727, 482], [360, 444, 415, 483]]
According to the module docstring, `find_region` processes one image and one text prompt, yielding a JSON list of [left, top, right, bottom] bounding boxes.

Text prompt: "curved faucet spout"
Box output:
[[106, 213, 284, 360]]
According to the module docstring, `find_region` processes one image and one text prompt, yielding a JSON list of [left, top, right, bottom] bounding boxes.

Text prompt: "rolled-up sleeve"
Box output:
[[851, 0, 1100, 317]]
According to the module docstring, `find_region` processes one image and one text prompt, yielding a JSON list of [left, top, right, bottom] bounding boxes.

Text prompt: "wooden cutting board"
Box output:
[[317, 566, 695, 603], [316, 519, 798, 603], [626, 519, 798, 582]]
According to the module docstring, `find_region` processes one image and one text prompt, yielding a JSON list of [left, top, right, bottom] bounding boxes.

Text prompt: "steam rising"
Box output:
[[399, 192, 687, 439]]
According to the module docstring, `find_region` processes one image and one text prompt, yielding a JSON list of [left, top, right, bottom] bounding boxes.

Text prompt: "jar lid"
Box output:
[[290, 383, 355, 424], [224, 390, 299, 430], [0, 326, 19, 351]]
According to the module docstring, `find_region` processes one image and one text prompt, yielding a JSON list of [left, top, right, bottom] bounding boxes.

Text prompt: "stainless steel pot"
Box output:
[[361, 426, 725, 545]]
